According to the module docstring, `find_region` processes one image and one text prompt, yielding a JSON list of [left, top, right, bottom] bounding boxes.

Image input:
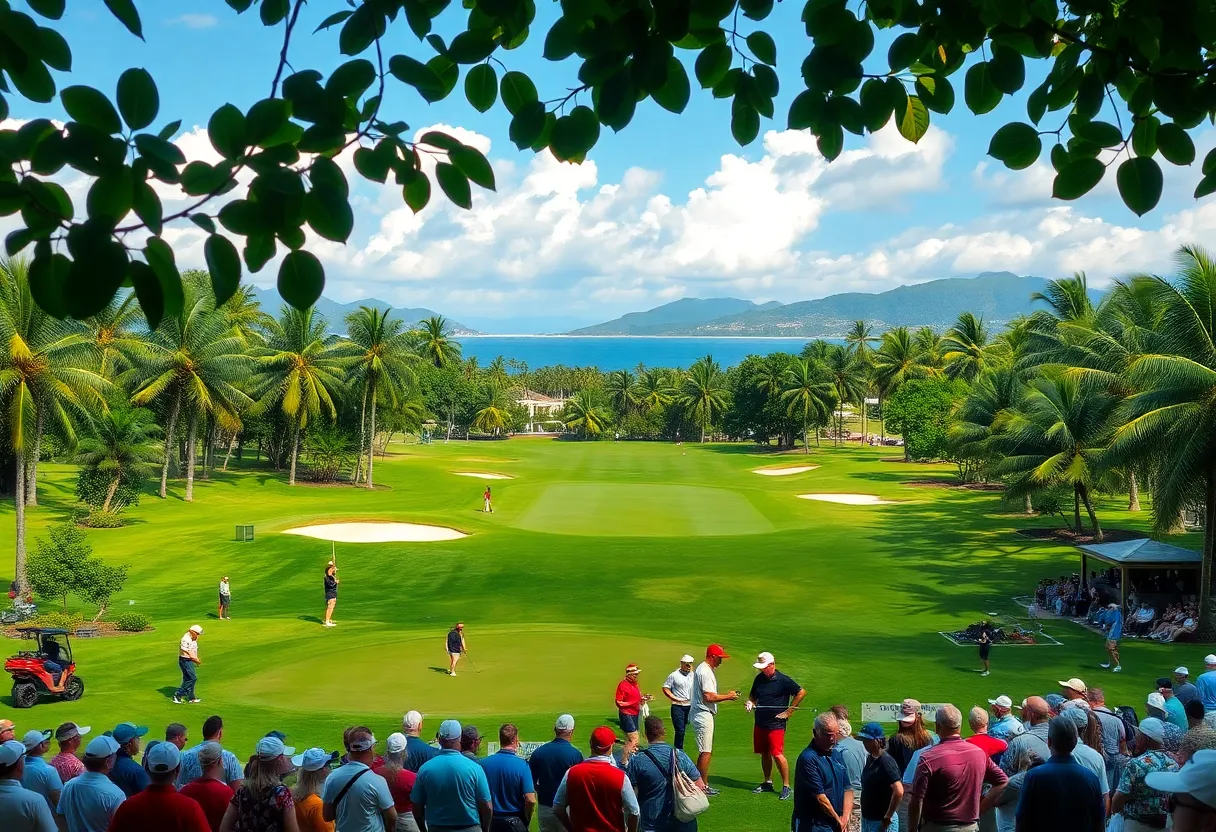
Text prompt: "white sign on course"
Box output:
[[486, 741, 546, 759], [861, 702, 953, 723]]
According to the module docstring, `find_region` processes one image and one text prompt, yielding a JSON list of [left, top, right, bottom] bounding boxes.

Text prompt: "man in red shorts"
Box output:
[[746, 651, 806, 800]]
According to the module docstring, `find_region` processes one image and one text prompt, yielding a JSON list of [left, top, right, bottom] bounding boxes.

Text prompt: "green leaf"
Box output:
[[134, 134, 185, 166], [652, 58, 691, 114], [964, 63, 1001, 115], [1195, 174, 1216, 199], [465, 64, 498, 113], [500, 71, 537, 116], [435, 161, 472, 208], [916, 75, 953, 114], [339, 3, 386, 56], [128, 261, 163, 329], [389, 54, 445, 100], [204, 234, 242, 305], [988, 47, 1025, 95], [246, 98, 292, 146], [403, 173, 431, 214], [327, 59, 377, 99], [858, 80, 892, 133], [596, 71, 637, 132], [1157, 123, 1196, 166], [10, 59, 56, 104], [132, 180, 162, 235], [449, 146, 495, 191], [277, 250, 325, 310], [730, 99, 759, 145], [988, 122, 1041, 170], [260, 0, 289, 25], [28, 0, 66, 20], [116, 68, 158, 131], [37, 26, 72, 71], [897, 95, 930, 143], [157, 119, 182, 141], [1074, 120, 1122, 148], [1026, 82, 1049, 125], [208, 104, 247, 159], [419, 131, 461, 151], [244, 234, 276, 272], [144, 237, 183, 322], [64, 221, 127, 318], [314, 9, 353, 33], [27, 242, 68, 318], [817, 122, 843, 161], [695, 43, 732, 89], [887, 33, 923, 73], [448, 30, 497, 64], [509, 101, 546, 150], [304, 187, 355, 242], [86, 167, 134, 222], [1116, 156, 1162, 216], [1074, 72, 1103, 120], [190, 214, 216, 234], [550, 106, 600, 161], [102, 0, 143, 38], [61, 86, 122, 134], [1131, 117, 1158, 158], [542, 17, 578, 61], [218, 199, 263, 235], [1052, 157, 1104, 200], [746, 31, 776, 66], [5, 228, 39, 256]]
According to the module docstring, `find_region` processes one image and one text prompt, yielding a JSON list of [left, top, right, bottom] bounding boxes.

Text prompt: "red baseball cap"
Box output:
[[707, 644, 730, 659], [590, 726, 618, 751]]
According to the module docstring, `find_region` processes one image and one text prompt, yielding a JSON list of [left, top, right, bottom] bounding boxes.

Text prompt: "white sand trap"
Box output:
[[798, 493, 898, 505], [283, 522, 467, 543], [754, 465, 819, 476], [453, 472, 514, 480]]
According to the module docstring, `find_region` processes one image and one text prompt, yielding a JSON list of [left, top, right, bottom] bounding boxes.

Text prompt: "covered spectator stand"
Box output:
[[1076, 538, 1202, 611]]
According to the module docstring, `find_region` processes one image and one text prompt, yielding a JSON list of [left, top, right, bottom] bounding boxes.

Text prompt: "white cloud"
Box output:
[[168, 14, 218, 29]]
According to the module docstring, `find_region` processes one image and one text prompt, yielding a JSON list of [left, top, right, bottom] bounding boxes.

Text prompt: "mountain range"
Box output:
[[567, 272, 1053, 337], [249, 288, 477, 336]]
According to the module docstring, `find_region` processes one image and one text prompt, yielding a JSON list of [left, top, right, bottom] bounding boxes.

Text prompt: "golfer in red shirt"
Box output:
[[615, 664, 651, 763]]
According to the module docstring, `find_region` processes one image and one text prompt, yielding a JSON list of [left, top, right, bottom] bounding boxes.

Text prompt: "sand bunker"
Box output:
[[283, 522, 467, 543], [798, 493, 898, 505], [453, 472, 513, 480], [753, 465, 819, 476]]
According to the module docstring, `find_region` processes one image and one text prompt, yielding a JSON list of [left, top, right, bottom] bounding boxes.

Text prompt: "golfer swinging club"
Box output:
[[323, 561, 339, 628], [447, 622, 467, 676]]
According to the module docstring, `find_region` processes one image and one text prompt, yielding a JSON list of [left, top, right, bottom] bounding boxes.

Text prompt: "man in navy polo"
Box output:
[[479, 724, 536, 831], [528, 715, 583, 832], [106, 724, 149, 798], [792, 713, 852, 832], [1015, 716, 1105, 831]]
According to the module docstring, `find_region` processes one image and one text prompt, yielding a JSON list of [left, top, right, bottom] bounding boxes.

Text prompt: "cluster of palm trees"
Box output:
[[0, 261, 465, 594]]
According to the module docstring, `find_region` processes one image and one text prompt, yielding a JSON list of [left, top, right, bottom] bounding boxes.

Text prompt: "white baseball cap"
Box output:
[[1059, 678, 1088, 693], [987, 695, 1013, 709], [680, 655, 695, 664], [1205, 655, 1216, 666], [1177, 666, 1191, 676], [387, 733, 407, 753], [1138, 717, 1167, 743], [1147, 749, 1216, 809], [555, 714, 575, 732], [1147, 692, 1167, 712], [256, 736, 294, 760], [145, 741, 181, 773], [84, 735, 120, 759], [189, 625, 203, 634], [403, 710, 423, 730], [753, 651, 775, 669]]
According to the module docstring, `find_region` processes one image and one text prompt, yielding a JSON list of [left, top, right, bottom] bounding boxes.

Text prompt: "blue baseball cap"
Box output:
[[291, 747, 334, 771], [437, 720, 462, 741], [857, 722, 886, 741], [1045, 693, 1066, 712], [112, 723, 148, 744]]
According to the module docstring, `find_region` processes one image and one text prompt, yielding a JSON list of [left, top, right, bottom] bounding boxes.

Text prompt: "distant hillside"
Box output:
[[653, 273, 1052, 336], [249, 288, 477, 336], [569, 297, 783, 335]]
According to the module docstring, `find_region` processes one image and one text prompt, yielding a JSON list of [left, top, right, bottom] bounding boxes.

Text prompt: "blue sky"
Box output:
[[11, 1, 1216, 331]]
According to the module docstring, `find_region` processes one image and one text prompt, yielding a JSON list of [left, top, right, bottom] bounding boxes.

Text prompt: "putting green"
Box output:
[[513, 482, 773, 536]]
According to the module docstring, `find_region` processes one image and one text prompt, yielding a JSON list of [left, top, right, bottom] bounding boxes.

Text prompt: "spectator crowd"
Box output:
[[10, 651, 1216, 832]]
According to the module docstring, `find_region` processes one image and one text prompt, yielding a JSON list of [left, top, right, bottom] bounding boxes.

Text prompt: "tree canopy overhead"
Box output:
[[0, 0, 1212, 322]]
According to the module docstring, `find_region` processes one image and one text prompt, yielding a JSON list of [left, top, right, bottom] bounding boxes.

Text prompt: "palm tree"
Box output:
[[83, 293, 149, 387], [486, 356, 510, 389], [637, 369, 675, 413], [942, 312, 1002, 382], [913, 327, 944, 369], [472, 384, 512, 435], [220, 285, 273, 347], [680, 355, 730, 442], [74, 405, 162, 512], [950, 366, 1026, 499], [605, 369, 640, 416], [780, 358, 835, 453], [845, 321, 879, 437], [1107, 245, 1216, 628], [251, 306, 350, 485], [343, 307, 416, 489], [996, 372, 1118, 539], [821, 345, 866, 446], [131, 272, 251, 501], [414, 315, 462, 368], [563, 390, 610, 438]]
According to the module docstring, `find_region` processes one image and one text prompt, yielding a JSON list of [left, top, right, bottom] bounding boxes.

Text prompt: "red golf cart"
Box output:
[[5, 627, 84, 708]]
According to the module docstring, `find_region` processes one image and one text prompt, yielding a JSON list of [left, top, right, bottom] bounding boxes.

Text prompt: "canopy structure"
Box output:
[[1075, 538, 1202, 610]]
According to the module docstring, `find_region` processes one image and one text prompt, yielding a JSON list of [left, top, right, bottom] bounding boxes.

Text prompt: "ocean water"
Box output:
[[453, 336, 825, 371]]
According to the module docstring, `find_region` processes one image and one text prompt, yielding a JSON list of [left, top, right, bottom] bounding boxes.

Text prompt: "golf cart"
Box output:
[[5, 627, 84, 708]]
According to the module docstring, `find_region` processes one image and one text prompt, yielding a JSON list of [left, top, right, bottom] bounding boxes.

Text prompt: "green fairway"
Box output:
[[0, 439, 1204, 831]]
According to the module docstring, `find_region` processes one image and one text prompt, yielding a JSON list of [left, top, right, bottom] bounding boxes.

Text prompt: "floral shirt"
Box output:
[[1118, 750, 1178, 822], [230, 784, 294, 832], [51, 751, 85, 783]]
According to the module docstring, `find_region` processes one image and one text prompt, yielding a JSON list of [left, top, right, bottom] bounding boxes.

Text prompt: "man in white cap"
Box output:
[[410, 719, 492, 832], [174, 625, 204, 704], [1112, 717, 1179, 831], [662, 655, 695, 751], [528, 715, 583, 832], [322, 726, 396, 832], [1199, 656, 1216, 713], [21, 728, 61, 814], [51, 723, 90, 784], [746, 650, 805, 800], [987, 695, 1021, 741], [1146, 748, 1216, 830], [56, 734, 126, 832], [402, 710, 439, 772], [179, 742, 234, 831], [1176, 667, 1201, 708], [107, 742, 210, 832], [0, 737, 57, 832]]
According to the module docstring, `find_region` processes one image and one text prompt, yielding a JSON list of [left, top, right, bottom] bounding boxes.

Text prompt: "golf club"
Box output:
[[464, 651, 483, 674]]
